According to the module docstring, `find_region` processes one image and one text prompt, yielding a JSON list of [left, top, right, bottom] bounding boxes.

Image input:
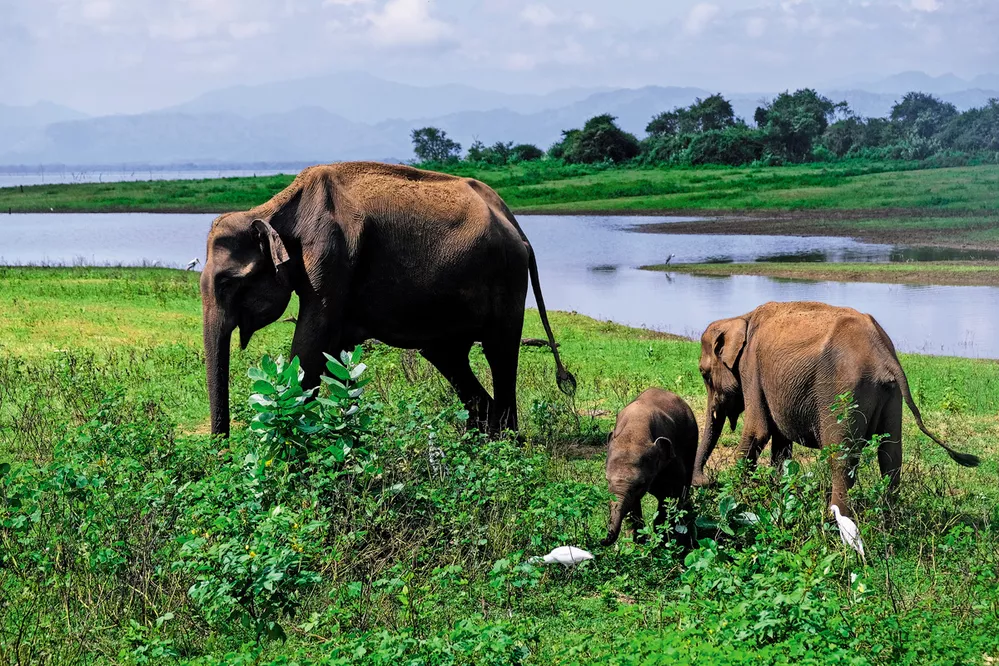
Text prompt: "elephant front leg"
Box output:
[[736, 413, 771, 472], [290, 296, 338, 391]]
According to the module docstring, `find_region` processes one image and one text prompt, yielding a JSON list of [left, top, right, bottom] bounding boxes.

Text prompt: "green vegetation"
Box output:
[[645, 261, 999, 287], [2, 267, 999, 663], [5, 161, 999, 218]]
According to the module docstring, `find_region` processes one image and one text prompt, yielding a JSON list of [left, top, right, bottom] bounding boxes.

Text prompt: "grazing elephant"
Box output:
[[602, 388, 698, 546], [201, 162, 575, 437], [691, 301, 979, 514]]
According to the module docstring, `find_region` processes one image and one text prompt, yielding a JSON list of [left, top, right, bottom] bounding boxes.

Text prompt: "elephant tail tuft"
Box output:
[[526, 243, 577, 396], [872, 317, 981, 468]]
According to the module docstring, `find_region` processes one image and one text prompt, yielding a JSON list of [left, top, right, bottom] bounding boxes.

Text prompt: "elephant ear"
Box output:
[[251, 218, 290, 276], [713, 318, 748, 371]]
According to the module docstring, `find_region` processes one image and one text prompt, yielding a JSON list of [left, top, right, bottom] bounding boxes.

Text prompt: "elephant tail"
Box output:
[[527, 243, 577, 396], [872, 317, 980, 467]]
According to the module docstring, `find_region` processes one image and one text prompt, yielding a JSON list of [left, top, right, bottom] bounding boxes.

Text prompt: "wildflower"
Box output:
[[265, 459, 273, 468], [249, 551, 257, 558], [857, 583, 866, 594]]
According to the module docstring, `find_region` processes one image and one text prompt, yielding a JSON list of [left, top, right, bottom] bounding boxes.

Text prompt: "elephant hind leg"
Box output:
[[873, 388, 903, 496], [770, 431, 793, 472], [481, 327, 523, 435], [420, 343, 493, 429]]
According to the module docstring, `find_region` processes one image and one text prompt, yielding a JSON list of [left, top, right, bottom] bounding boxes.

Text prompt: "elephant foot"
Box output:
[[691, 472, 715, 488], [600, 535, 618, 547]]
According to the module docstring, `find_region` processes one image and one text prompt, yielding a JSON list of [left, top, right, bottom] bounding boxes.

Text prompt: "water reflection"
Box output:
[[2, 213, 997, 358]]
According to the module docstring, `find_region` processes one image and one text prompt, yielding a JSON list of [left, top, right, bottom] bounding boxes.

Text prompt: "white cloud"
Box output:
[[364, 0, 454, 48], [323, 0, 372, 5], [81, 0, 114, 21], [746, 17, 767, 38], [521, 4, 558, 27], [228, 21, 271, 39], [684, 3, 720, 35], [911, 0, 940, 11]]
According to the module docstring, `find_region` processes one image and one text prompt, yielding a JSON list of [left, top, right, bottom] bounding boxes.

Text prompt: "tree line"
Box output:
[[411, 89, 999, 167]]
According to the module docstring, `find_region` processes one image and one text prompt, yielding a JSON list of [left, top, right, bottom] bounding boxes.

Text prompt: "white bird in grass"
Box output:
[[663, 253, 675, 266], [185, 257, 201, 271], [830, 505, 866, 563], [531, 546, 594, 568]]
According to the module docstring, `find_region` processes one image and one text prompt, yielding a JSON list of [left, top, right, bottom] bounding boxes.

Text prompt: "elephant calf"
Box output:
[[692, 301, 979, 515], [602, 388, 698, 546]]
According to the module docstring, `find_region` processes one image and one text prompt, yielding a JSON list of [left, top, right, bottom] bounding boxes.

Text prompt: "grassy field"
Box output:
[[2, 267, 998, 663], [645, 261, 999, 286], [5, 160, 999, 249], [3, 161, 998, 215]]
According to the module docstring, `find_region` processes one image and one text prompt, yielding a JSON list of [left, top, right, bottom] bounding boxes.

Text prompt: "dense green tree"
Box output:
[[890, 92, 959, 139], [556, 115, 641, 164], [647, 94, 737, 138], [411, 127, 462, 162], [511, 143, 544, 161], [755, 89, 844, 162], [821, 116, 892, 157], [685, 127, 764, 165], [939, 98, 999, 152]]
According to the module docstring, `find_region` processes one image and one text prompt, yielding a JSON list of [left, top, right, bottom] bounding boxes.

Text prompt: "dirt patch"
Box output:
[[615, 208, 999, 251], [657, 262, 999, 287]]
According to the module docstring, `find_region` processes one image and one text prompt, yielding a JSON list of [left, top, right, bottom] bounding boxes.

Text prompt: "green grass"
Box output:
[[647, 261, 999, 286], [3, 161, 999, 215], [2, 267, 999, 664]]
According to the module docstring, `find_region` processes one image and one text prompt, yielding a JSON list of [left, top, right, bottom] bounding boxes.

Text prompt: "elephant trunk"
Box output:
[[203, 299, 234, 437], [601, 496, 628, 547], [692, 408, 725, 487]]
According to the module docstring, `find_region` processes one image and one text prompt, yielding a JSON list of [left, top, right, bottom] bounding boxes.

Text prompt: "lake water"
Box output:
[[2, 213, 997, 358]]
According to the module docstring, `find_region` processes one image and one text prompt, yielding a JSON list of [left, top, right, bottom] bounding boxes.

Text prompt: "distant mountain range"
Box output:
[[3, 71, 997, 167]]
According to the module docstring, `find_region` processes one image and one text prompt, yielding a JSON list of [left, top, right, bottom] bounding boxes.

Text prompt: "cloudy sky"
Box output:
[[3, 0, 997, 115]]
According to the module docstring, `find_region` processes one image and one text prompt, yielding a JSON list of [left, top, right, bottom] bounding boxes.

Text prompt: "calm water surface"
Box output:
[[2, 213, 997, 358]]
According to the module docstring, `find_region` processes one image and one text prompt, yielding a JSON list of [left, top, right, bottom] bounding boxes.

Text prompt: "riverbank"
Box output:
[[644, 260, 999, 286], [2, 265, 998, 662]]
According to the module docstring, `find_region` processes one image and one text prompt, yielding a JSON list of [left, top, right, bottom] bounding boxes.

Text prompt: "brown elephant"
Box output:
[[201, 161, 575, 437], [691, 301, 979, 514], [602, 388, 698, 546]]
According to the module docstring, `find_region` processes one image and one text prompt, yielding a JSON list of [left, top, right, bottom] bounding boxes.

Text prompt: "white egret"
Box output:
[[531, 546, 594, 568], [663, 253, 675, 266], [830, 504, 866, 562], [185, 258, 201, 271]]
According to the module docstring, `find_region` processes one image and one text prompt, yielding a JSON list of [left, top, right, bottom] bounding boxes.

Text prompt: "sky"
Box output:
[[3, 0, 998, 115]]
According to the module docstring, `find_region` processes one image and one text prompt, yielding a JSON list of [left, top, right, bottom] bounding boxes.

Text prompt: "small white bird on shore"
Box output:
[[830, 504, 866, 562], [185, 258, 201, 270], [664, 253, 675, 266], [531, 546, 594, 568]]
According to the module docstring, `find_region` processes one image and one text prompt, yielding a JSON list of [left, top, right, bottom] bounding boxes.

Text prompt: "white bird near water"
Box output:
[[185, 257, 201, 271], [531, 546, 594, 568], [830, 505, 866, 562], [663, 253, 675, 266]]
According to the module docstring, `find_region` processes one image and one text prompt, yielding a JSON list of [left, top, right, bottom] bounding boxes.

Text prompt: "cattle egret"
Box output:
[[663, 253, 675, 266], [532, 546, 594, 567], [830, 504, 866, 562], [185, 258, 201, 271]]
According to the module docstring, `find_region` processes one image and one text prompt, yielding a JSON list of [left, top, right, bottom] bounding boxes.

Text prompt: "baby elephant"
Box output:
[[602, 388, 698, 547]]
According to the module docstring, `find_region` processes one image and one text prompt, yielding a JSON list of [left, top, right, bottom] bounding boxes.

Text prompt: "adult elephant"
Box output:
[[691, 301, 978, 514], [201, 162, 575, 437]]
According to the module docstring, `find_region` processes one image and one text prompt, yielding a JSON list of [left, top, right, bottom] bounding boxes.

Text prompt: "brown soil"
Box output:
[[618, 208, 999, 251], [520, 207, 999, 250], [660, 263, 999, 287]]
